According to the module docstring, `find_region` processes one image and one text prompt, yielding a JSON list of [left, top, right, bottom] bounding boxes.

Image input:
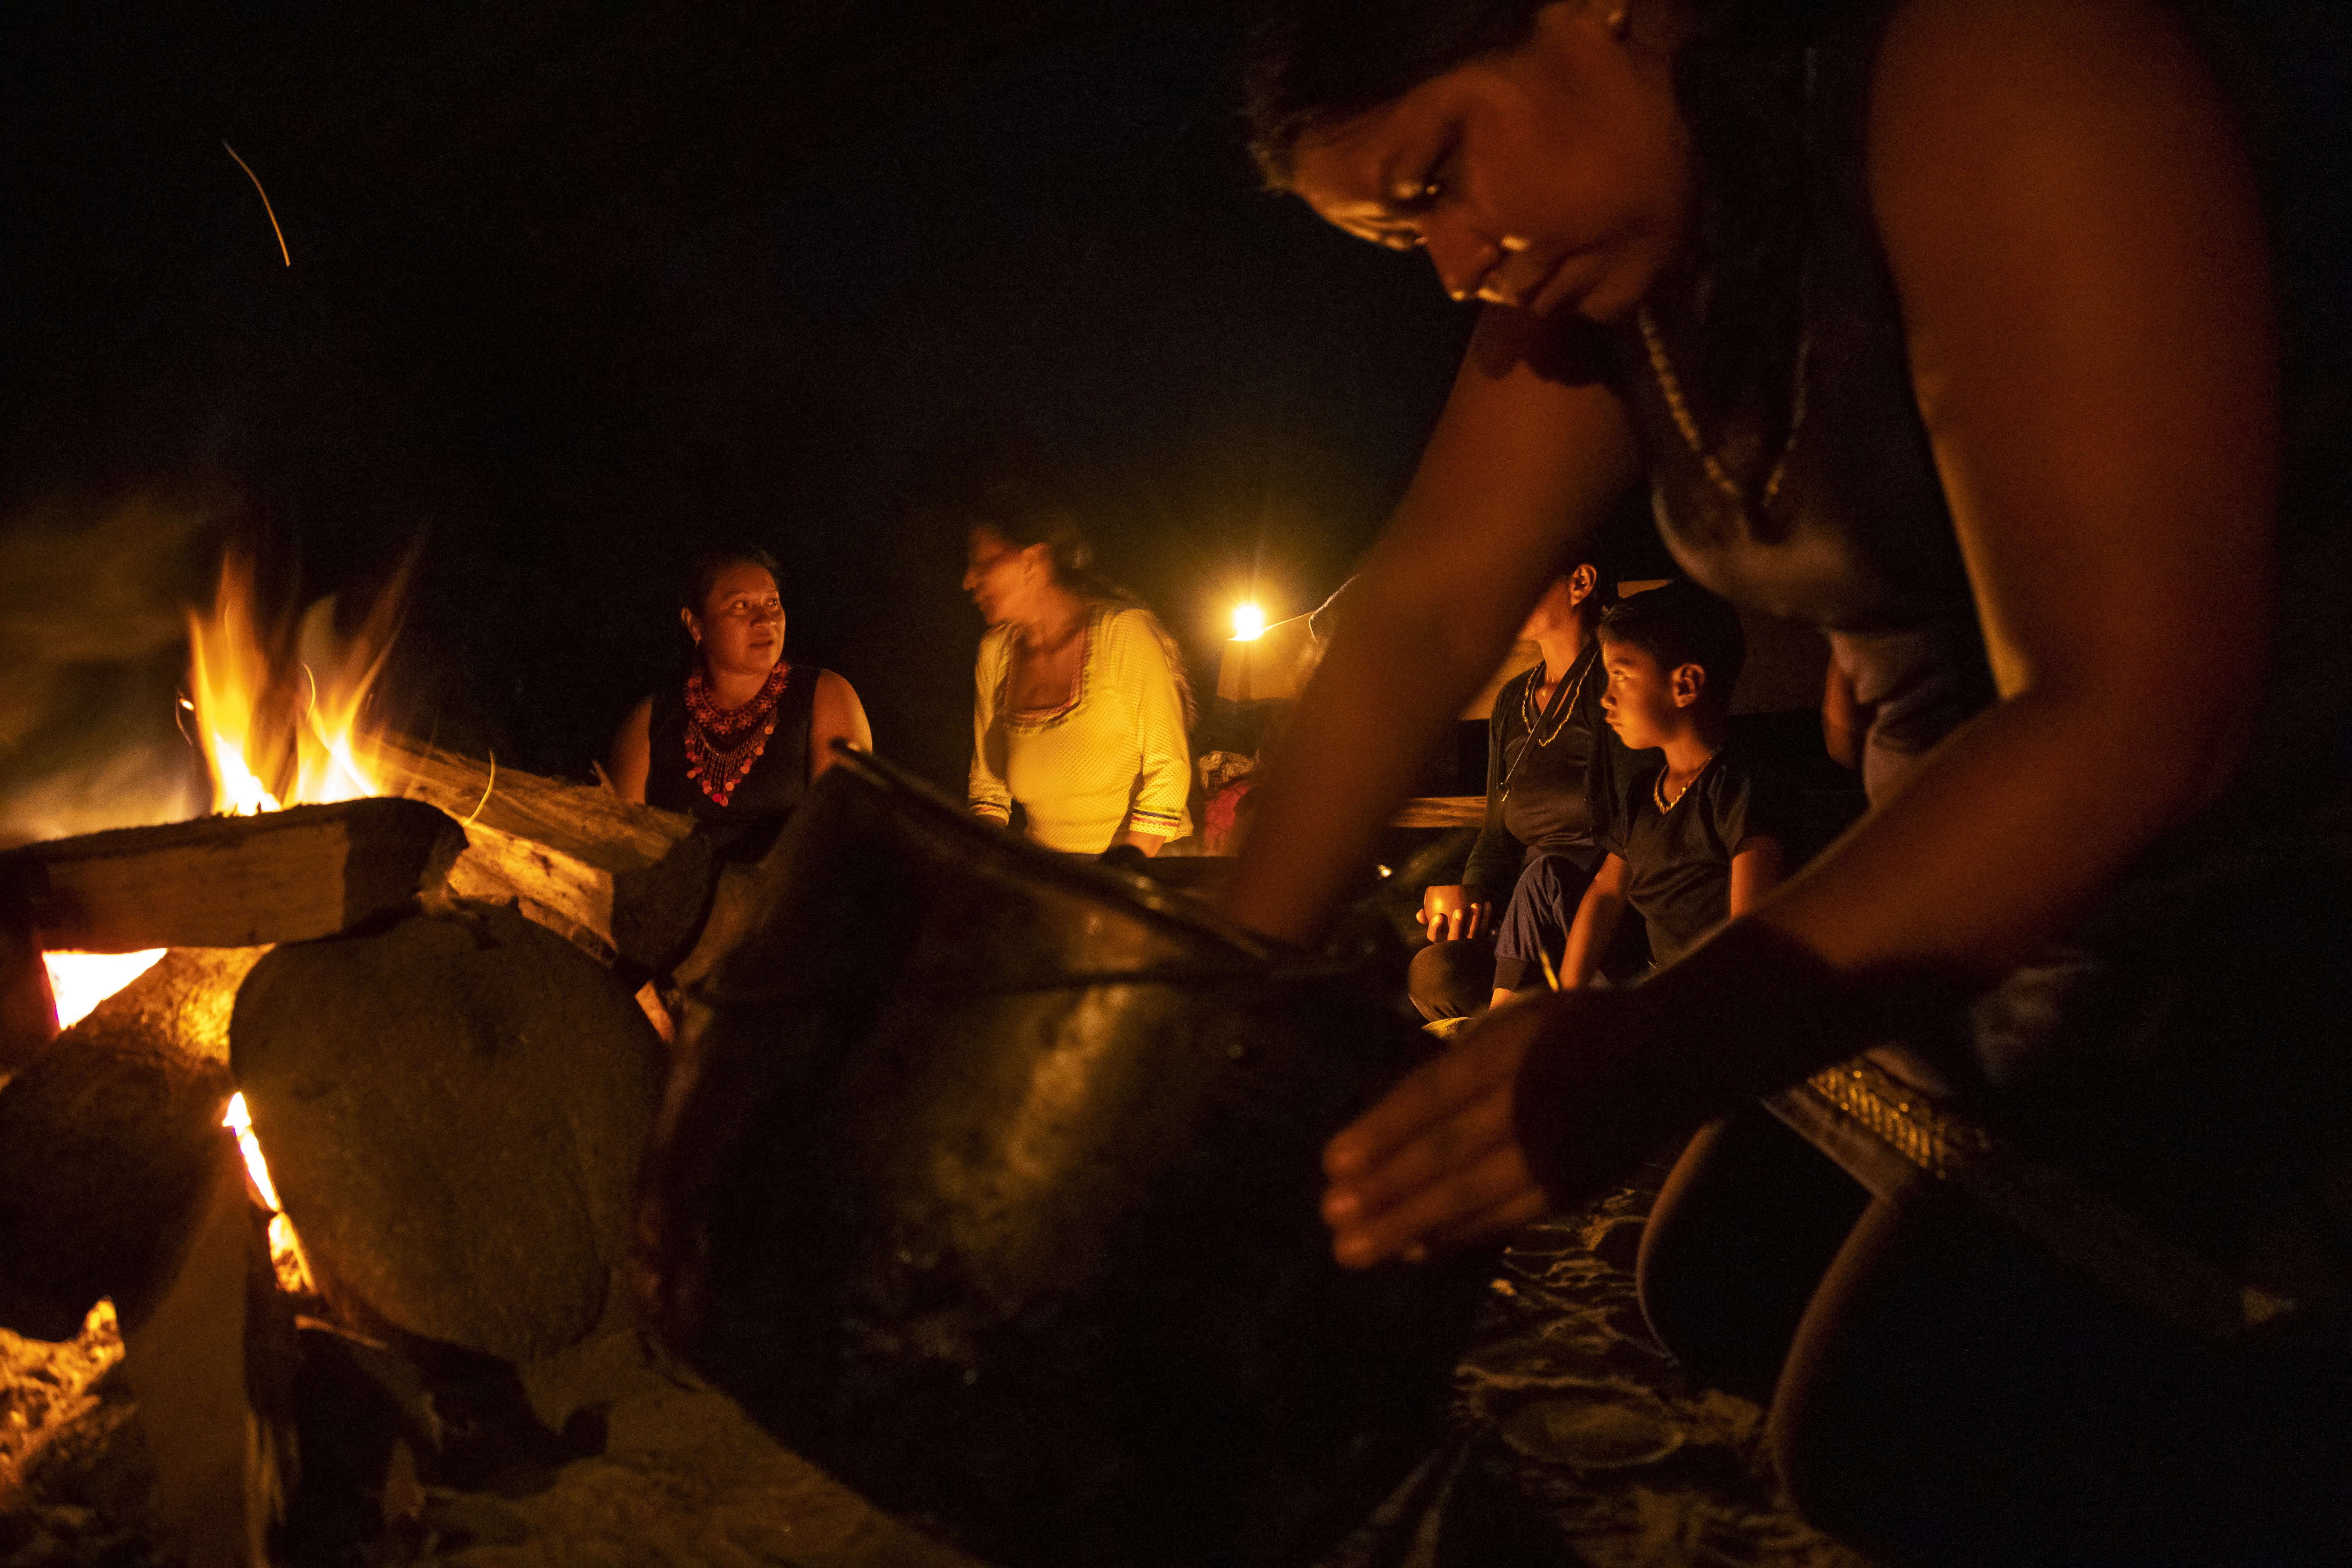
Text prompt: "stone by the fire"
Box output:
[[231, 902, 664, 1361], [0, 948, 262, 1342]]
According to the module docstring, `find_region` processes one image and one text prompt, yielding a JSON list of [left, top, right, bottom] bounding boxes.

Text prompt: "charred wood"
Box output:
[[4, 799, 464, 954], [0, 949, 263, 1341], [1, 863, 59, 1072]]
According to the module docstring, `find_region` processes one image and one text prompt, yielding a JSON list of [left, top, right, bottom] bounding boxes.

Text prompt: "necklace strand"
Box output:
[[1499, 643, 1598, 804], [1636, 307, 1811, 515], [1652, 752, 1715, 815]]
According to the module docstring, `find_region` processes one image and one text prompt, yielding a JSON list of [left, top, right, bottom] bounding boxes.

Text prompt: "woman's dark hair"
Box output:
[[679, 544, 783, 618], [1242, 0, 1550, 188], [966, 479, 1198, 729], [1599, 578, 1747, 701], [965, 479, 1130, 606]]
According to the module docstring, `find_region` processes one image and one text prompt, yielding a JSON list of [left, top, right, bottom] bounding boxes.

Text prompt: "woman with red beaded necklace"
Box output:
[[610, 546, 871, 859]]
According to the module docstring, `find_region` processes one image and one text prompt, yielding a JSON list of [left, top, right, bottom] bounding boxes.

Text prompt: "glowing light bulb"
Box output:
[[1231, 603, 1267, 642]]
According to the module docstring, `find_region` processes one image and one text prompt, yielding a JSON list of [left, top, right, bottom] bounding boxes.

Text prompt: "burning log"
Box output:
[[231, 901, 665, 1360], [374, 735, 716, 971], [0, 948, 264, 1341], [4, 799, 465, 955]]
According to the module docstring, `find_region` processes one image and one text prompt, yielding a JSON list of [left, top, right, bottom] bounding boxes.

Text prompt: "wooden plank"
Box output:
[[375, 734, 692, 871], [6, 798, 466, 953], [377, 737, 716, 971], [120, 1151, 286, 1568], [1391, 797, 1485, 829]]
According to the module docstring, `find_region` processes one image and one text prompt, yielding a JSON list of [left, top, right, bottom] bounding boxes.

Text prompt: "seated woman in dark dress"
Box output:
[[1222, 1, 2352, 1561], [610, 546, 871, 861], [1408, 556, 1640, 1018]]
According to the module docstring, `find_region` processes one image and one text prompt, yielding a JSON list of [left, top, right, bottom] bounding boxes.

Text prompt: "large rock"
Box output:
[[0, 948, 262, 1341], [232, 902, 663, 1361]]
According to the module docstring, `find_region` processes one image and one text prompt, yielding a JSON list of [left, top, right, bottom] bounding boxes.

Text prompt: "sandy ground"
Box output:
[[0, 1185, 1872, 1568]]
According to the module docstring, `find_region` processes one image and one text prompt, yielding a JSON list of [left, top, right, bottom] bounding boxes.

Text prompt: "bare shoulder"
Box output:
[[616, 694, 654, 743], [1864, 0, 2271, 424], [1869, 0, 2249, 210], [812, 667, 862, 710]]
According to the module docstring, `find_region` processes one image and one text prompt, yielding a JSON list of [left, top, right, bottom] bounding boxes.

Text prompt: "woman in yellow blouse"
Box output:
[[962, 483, 1193, 856]]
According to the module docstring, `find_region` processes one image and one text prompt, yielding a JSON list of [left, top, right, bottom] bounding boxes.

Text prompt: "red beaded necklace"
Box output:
[[682, 660, 792, 807]]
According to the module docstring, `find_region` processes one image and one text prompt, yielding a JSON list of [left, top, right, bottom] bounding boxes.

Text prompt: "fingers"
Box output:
[[1328, 1137, 1542, 1268], [1326, 1068, 1517, 1214], [1325, 1031, 1524, 1184], [1419, 1176, 1551, 1259]]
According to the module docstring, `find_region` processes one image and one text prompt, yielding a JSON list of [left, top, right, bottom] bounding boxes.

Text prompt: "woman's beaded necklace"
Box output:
[[1636, 306, 1812, 518], [682, 659, 792, 807], [1498, 642, 1598, 804]]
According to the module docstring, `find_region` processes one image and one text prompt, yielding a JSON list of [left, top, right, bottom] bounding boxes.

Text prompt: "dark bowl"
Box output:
[[640, 750, 1490, 1567]]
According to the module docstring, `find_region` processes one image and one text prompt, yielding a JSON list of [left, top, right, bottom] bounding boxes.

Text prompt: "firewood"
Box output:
[[0, 948, 261, 1340], [2, 864, 59, 1072], [119, 1152, 292, 1568], [4, 798, 465, 954], [1391, 796, 1485, 828], [375, 736, 715, 971]]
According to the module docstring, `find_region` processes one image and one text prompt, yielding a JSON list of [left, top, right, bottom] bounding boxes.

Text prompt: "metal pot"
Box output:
[[641, 750, 1487, 1567]]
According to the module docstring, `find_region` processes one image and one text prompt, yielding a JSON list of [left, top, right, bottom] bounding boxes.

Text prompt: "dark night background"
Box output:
[[7, 3, 2343, 842], [2, 0, 1513, 835]]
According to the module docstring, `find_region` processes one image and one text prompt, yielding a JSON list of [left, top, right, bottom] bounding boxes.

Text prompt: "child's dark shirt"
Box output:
[[1605, 743, 1801, 967]]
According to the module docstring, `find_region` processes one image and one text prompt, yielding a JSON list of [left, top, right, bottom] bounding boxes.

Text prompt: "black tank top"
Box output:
[[1596, 15, 1991, 803], [645, 663, 820, 861]]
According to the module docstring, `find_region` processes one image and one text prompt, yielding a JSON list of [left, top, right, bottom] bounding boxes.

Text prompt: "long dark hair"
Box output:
[[967, 479, 1197, 729]]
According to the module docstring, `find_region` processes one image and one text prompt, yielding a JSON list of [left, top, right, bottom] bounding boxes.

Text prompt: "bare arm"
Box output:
[[808, 670, 873, 784], [1757, 0, 2274, 985], [609, 697, 652, 804], [1726, 838, 1784, 919], [1558, 854, 1628, 988], [1221, 311, 1641, 944], [1820, 663, 1865, 771]]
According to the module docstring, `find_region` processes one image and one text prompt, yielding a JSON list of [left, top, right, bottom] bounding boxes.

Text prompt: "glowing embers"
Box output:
[[185, 551, 409, 816], [223, 1092, 314, 1294], [40, 948, 168, 1030]]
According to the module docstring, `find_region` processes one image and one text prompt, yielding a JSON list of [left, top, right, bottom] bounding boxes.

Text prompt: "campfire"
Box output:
[[0, 550, 747, 1566]]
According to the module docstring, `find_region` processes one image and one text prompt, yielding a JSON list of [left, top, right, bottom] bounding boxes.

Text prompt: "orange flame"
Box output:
[[224, 1092, 314, 1294], [40, 948, 169, 1030], [185, 551, 410, 815], [42, 554, 412, 1022], [41, 553, 410, 1297]]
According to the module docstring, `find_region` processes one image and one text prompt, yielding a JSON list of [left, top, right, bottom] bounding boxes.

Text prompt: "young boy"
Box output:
[[1546, 580, 1796, 995]]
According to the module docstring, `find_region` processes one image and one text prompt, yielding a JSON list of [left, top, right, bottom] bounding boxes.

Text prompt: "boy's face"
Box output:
[[1600, 637, 1696, 751]]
